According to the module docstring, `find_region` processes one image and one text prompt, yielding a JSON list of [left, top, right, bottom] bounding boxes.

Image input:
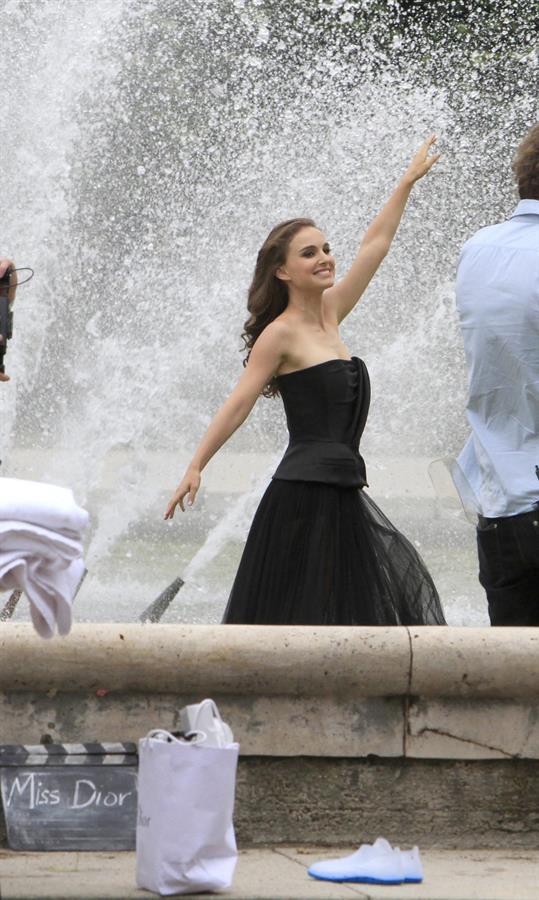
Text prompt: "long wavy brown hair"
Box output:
[[241, 217, 316, 397], [513, 123, 539, 200]]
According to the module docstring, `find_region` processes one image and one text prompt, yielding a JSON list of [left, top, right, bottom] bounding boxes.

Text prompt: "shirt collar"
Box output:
[[510, 198, 539, 218]]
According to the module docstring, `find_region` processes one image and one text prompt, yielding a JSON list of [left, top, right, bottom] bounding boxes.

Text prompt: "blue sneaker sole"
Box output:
[[309, 873, 403, 885]]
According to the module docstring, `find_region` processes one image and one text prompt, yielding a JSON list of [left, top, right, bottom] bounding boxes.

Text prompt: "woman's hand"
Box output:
[[402, 134, 440, 185], [164, 466, 201, 519]]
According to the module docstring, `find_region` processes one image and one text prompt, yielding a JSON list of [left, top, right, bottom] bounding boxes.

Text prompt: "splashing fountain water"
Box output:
[[1, 0, 537, 624]]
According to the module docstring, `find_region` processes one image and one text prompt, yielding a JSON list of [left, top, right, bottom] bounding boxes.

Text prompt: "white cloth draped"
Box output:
[[0, 478, 89, 638]]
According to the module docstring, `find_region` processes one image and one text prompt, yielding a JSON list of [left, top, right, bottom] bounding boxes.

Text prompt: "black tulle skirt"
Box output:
[[222, 479, 446, 625]]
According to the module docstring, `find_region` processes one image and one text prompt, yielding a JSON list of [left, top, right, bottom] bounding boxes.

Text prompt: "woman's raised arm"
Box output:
[[164, 320, 289, 518], [325, 135, 440, 324]]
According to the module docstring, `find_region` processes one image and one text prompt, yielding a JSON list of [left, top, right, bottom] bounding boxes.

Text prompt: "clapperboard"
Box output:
[[0, 741, 138, 850]]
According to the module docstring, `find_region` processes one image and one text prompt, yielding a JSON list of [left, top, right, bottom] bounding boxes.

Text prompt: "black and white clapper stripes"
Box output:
[[0, 742, 137, 767]]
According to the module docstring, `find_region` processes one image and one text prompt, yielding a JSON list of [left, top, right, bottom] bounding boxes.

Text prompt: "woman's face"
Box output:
[[277, 226, 336, 292]]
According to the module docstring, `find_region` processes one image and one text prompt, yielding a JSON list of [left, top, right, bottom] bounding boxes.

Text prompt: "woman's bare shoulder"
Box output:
[[247, 316, 294, 370], [258, 315, 295, 348]]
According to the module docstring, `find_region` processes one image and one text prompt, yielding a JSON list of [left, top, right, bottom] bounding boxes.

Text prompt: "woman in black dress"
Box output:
[[165, 135, 446, 626]]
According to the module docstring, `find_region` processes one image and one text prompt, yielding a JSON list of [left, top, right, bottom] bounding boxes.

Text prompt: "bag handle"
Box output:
[[144, 728, 206, 745], [192, 699, 234, 745], [198, 698, 225, 725]]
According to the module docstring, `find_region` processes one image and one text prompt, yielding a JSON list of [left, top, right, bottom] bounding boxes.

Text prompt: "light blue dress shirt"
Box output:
[[456, 199, 539, 518]]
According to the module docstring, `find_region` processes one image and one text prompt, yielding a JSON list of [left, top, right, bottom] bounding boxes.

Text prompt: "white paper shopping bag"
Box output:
[[136, 729, 239, 896]]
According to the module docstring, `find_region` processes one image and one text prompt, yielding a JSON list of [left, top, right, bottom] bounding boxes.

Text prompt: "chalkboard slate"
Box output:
[[0, 745, 138, 850]]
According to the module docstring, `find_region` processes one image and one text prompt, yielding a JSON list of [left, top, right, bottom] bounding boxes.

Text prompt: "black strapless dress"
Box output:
[[222, 357, 446, 625]]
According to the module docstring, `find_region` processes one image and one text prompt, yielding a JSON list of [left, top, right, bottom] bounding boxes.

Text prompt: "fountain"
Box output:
[[0, 0, 537, 625], [3, 6, 539, 859]]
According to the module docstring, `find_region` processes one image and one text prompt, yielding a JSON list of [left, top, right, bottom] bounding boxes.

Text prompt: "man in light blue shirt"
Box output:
[[455, 122, 539, 625]]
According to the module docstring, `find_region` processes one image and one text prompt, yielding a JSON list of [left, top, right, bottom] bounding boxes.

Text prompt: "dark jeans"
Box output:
[[477, 505, 539, 625]]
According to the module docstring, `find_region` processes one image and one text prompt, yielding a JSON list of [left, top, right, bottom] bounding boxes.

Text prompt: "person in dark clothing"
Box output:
[[165, 137, 445, 625]]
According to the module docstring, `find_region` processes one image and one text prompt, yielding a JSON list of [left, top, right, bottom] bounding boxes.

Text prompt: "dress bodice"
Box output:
[[272, 356, 370, 487]]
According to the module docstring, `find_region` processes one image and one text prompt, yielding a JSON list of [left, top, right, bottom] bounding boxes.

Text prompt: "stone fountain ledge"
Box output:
[[3, 624, 539, 848], [1, 624, 539, 761]]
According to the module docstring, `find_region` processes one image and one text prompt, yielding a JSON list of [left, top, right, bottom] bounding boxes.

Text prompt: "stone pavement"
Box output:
[[1, 847, 539, 899]]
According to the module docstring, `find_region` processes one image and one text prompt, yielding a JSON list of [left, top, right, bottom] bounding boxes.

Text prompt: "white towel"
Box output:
[[0, 477, 89, 533], [0, 479, 89, 638]]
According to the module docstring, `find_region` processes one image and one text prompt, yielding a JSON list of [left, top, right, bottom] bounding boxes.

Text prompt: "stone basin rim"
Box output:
[[1, 623, 538, 698]]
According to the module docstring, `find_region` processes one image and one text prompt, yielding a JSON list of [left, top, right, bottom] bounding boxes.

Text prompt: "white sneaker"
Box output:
[[399, 846, 423, 883], [308, 838, 404, 885]]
